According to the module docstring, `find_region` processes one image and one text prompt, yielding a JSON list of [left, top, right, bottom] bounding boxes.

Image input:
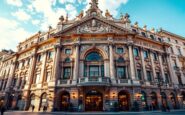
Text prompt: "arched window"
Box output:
[[40, 93, 47, 110], [85, 52, 102, 61], [30, 94, 35, 109], [65, 58, 71, 63], [117, 57, 124, 63]]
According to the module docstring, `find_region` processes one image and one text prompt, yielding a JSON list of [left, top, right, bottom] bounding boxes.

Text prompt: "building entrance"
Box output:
[[85, 90, 103, 111]]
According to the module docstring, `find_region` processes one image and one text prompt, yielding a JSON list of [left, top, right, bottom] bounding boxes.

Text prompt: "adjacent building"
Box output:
[[0, 0, 185, 112]]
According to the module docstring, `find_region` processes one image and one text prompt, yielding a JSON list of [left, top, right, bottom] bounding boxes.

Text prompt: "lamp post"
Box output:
[[155, 76, 167, 111]]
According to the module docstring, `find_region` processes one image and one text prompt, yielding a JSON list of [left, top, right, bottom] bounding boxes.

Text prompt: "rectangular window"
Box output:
[[146, 71, 152, 81], [168, 38, 171, 42], [37, 55, 42, 62], [137, 69, 142, 80], [65, 49, 71, 54], [161, 55, 166, 63], [173, 60, 177, 67], [178, 48, 182, 55], [117, 48, 124, 54], [153, 53, 158, 61], [117, 67, 126, 79], [47, 51, 54, 59], [165, 73, 170, 83], [143, 50, 148, 59], [63, 67, 71, 79], [89, 66, 99, 77], [170, 47, 174, 54], [133, 48, 139, 57], [175, 40, 178, 44], [45, 71, 51, 82], [150, 35, 155, 40], [156, 72, 160, 82], [141, 32, 146, 37], [34, 74, 40, 84]]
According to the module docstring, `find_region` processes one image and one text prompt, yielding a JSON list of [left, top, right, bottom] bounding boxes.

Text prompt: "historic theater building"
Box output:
[[0, 0, 185, 112]]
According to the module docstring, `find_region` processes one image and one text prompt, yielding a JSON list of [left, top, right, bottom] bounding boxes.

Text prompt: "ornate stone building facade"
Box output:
[[0, 0, 185, 112]]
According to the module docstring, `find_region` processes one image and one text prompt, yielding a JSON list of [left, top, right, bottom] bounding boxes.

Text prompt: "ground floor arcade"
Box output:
[[0, 86, 185, 112]]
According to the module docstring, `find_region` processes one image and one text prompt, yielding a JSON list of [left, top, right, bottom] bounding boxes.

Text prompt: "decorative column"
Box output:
[[24, 49, 37, 110], [140, 48, 147, 81], [5, 57, 17, 91], [40, 51, 47, 86], [149, 50, 156, 81], [52, 44, 61, 82], [109, 43, 116, 83], [128, 42, 136, 80], [73, 43, 80, 84], [158, 54, 165, 81]]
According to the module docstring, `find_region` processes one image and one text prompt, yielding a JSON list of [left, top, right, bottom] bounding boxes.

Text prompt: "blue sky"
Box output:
[[0, 0, 185, 51]]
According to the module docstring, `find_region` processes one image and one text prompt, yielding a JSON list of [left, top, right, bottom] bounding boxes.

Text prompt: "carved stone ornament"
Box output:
[[77, 19, 112, 33]]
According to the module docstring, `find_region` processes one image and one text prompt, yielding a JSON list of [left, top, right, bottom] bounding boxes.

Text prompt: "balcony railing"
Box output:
[[58, 79, 72, 86], [78, 77, 111, 86], [117, 79, 131, 85]]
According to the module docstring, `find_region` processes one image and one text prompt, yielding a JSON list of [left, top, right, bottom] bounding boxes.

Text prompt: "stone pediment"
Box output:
[[55, 16, 129, 36]]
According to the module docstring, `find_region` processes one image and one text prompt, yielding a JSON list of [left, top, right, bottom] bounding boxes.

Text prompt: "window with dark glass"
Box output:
[[117, 57, 124, 63], [65, 49, 71, 54], [161, 55, 166, 63], [150, 35, 155, 40], [133, 48, 139, 57], [165, 73, 170, 83], [143, 50, 148, 59], [132, 29, 137, 33], [39, 37, 44, 42], [137, 69, 142, 80], [37, 54, 42, 62], [27, 58, 30, 65], [12, 78, 17, 87], [47, 51, 54, 59], [175, 40, 178, 44], [156, 72, 160, 82], [178, 48, 182, 55], [63, 67, 71, 79], [141, 32, 146, 37], [146, 71, 152, 81], [173, 60, 177, 68], [168, 38, 171, 42], [158, 38, 162, 42], [153, 53, 158, 61], [85, 52, 102, 61], [65, 58, 71, 63], [45, 71, 51, 82], [117, 48, 124, 54], [170, 47, 174, 54], [89, 66, 99, 77], [117, 67, 126, 79]]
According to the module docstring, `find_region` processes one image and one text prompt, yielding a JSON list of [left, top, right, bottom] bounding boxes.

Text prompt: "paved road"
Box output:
[[3, 110, 185, 115]]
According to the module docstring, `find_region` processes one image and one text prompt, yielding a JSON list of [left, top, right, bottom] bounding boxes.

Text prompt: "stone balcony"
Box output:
[[78, 77, 111, 86], [117, 79, 132, 85], [57, 79, 72, 86]]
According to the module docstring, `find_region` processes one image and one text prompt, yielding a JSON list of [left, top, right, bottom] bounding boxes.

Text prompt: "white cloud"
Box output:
[[6, 0, 22, 7], [32, 20, 40, 25], [59, 0, 76, 4], [12, 9, 31, 21], [0, 17, 32, 51]]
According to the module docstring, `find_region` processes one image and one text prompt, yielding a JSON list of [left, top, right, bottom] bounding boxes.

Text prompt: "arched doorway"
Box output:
[[59, 91, 70, 111], [85, 90, 103, 111], [170, 93, 177, 109], [150, 92, 158, 110], [84, 51, 104, 77], [141, 91, 148, 110], [39, 93, 47, 111], [16, 95, 25, 110], [118, 90, 130, 111], [161, 92, 168, 107], [29, 94, 35, 110]]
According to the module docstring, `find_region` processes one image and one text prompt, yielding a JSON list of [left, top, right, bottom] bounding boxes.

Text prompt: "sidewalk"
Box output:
[[6, 109, 185, 114]]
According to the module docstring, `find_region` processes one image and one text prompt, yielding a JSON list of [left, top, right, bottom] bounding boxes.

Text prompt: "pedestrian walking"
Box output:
[[32, 105, 35, 112], [0, 106, 6, 115]]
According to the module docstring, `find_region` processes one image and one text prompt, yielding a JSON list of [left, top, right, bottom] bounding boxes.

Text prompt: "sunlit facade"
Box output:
[[0, 0, 185, 112]]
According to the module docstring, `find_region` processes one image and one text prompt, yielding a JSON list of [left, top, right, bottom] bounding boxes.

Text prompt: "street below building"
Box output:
[[3, 110, 185, 115]]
